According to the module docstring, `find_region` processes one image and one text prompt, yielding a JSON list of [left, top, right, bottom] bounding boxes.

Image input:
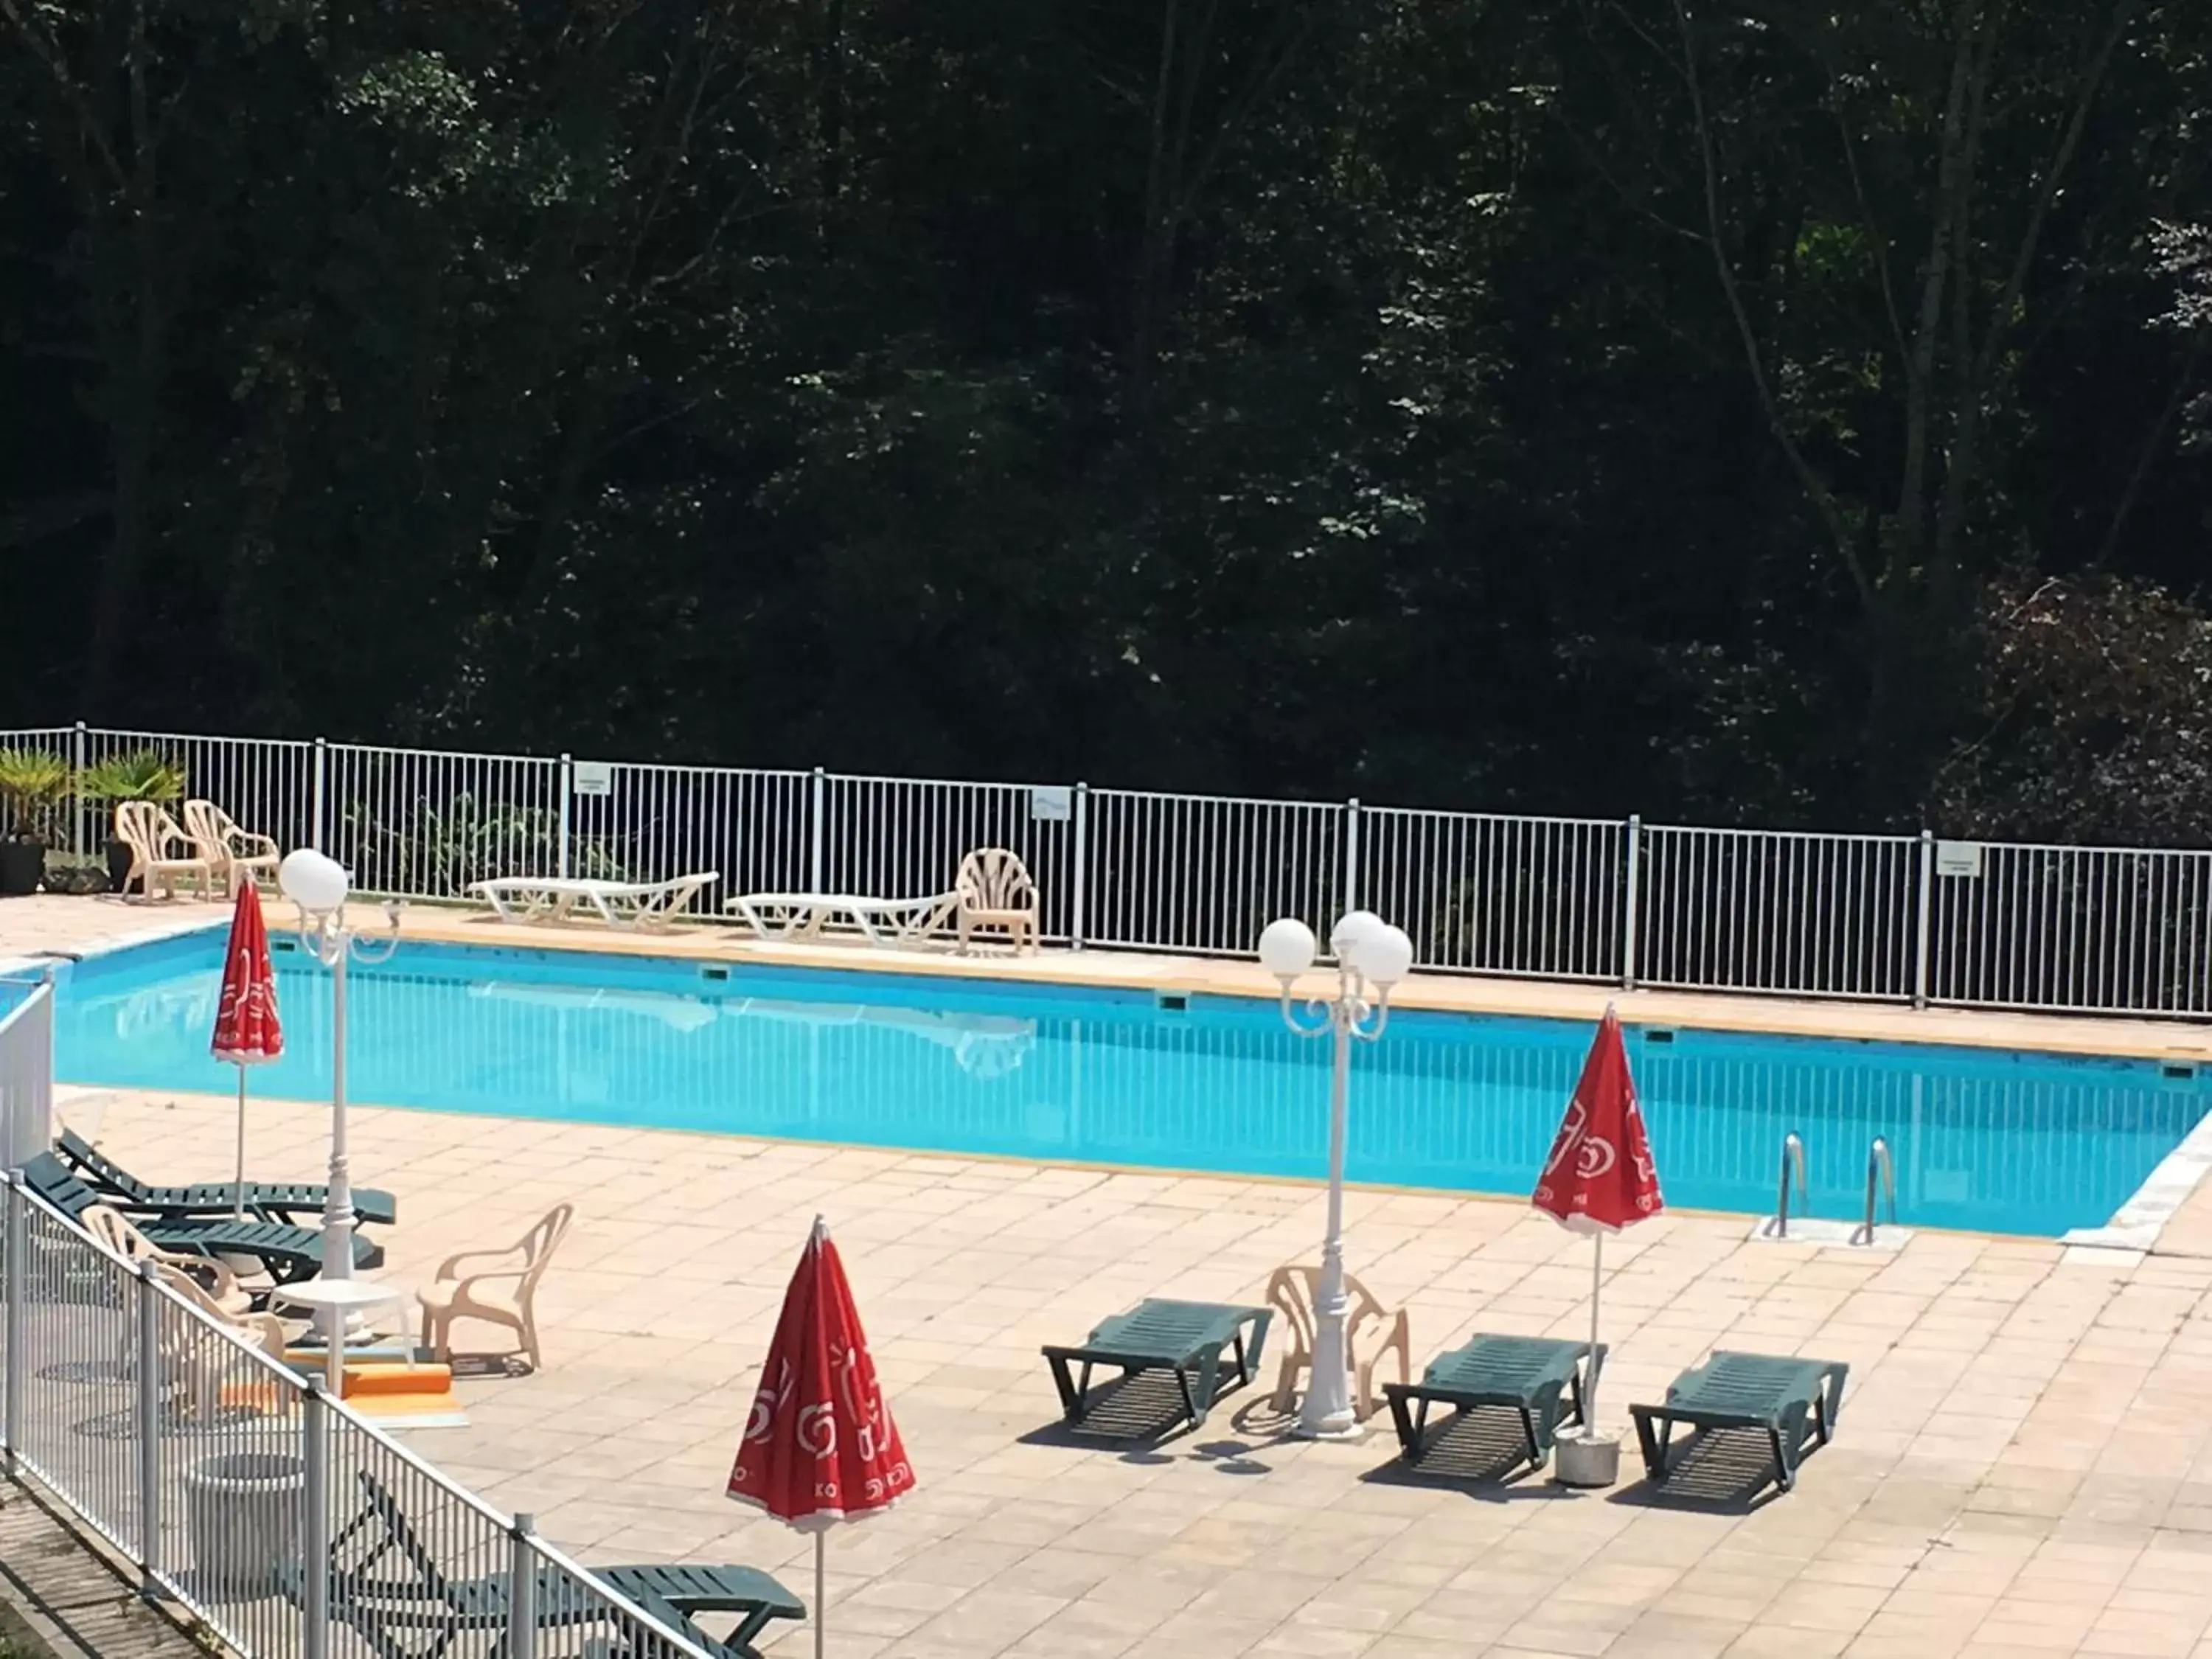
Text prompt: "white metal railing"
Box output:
[[0, 1178, 720, 1659], [822, 773, 1077, 942], [571, 759, 813, 900], [1638, 825, 1919, 1001], [324, 742, 567, 897], [1083, 787, 1343, 957], [0, 978, 52, 1169], [1924, 840, 2212, 1017], [10, 721, 2212, 1020], [1362, 806, 1625, 981]]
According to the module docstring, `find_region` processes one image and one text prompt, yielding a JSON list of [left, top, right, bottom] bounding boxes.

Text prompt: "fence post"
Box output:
[[1913, 829, 1934, 1010], [1071, 783, 1089, 951], [810, 768, 827, 894], [301, 1377, 330, 1659], [134, 1260, 161, 1599], [2, 1175, 21, 1474], [70, 722, 86, 858], [1622, 814, 1642, 991], [1343, 798, 1361, 916], [508, 1513, 540, 1659], [311, 738, 328, 853], [557, 755, 574, 880]]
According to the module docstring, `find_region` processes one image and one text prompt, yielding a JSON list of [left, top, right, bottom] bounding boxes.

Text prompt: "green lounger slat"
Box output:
[[58, 1128, 398, 1227], [20, 1152, 382, 1281], [1382, 1335, 1605, 1472], [597, 1565, 806, 1658], [1629, 1350, 1848, 1495], [1041, 1297, 1272, 1433]]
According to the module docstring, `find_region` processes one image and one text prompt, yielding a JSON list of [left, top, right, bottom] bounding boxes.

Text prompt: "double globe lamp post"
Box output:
[[1256, 908, 1413, 1439], [276, 849, 401, 1342]]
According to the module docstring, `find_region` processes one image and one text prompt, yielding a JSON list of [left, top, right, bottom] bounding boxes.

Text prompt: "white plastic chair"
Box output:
[[1265, 1264, 1411, 1422], [956, 848, 1040, 955], [114, 801, 212, 900], [84, 1204, 255, 1316], [152, 1264, 293, 1422], [184, 799, 281, 896], [417, 1203, 574, 1370]]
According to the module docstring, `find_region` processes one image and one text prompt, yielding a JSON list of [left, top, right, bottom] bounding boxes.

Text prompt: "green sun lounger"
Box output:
[[20, 1152, 382, 1282], [1629, 1350, 1848, 1495], [282, 1470, 804, 1659], [1042, 1297, 1272, 1433], [595, 1566, 807, 1659], [1382, 1334, 1605, 1473], [57, 1127, 398, 1228]]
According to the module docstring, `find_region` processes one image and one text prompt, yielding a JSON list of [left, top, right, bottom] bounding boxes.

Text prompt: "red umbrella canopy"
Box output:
[[1532, 1006, 1662, 1234], [210, 884, 283, 1064], [728, 1217, 914, 1530]]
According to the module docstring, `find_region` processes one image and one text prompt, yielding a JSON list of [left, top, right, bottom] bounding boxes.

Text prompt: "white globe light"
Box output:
[[1330, 908, 1385, 969], [278, 848, 350, 914], [1256, 917, 1317, 980], [1362, 924, 1414, 990]]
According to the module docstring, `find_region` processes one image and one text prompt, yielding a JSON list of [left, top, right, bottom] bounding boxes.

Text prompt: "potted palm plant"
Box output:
[[0, 748, 69, 896], [80, 749, 189, 893]]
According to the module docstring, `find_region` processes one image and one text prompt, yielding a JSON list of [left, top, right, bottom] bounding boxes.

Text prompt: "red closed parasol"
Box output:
[[1531, 1004, 1662, 1450], [728, 1216, 913, 1658], [210, 883, 283, 1219]]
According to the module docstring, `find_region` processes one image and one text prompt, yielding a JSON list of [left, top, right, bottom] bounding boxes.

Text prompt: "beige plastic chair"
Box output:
[[955, 848, 1040, 955], [184, 799, 281, 896], [417, 1203, 574, 1371], [1265, 1264, 1412, 1423], [84, 1203, 255, 1317], [114, 801, 212, 900], [152, 1264, 293, 1422]]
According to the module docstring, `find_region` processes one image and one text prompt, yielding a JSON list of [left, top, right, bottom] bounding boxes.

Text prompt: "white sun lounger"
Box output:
[[468, 872, 717, 931], [726, 890, 957, 947]]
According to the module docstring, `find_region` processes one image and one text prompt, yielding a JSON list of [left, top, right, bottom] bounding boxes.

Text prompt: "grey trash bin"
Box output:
[[184, 1451, 307, 1599]]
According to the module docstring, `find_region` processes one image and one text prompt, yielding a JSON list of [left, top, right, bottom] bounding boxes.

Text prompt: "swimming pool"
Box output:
[[47, 929, 2212, 1237]]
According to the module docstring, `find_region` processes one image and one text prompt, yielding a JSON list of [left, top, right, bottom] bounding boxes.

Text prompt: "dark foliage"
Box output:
[[1, 0, 2206, 837]]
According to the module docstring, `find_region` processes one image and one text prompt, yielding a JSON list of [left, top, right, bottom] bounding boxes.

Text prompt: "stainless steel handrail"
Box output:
[[1767, 1131, 1807, 1239], [1851, 1135, 1897, 1246]]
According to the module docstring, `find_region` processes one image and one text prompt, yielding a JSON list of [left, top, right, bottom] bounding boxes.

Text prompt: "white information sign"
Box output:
[[571, 760, 615, 798], [1934, 840, 1984, 879]]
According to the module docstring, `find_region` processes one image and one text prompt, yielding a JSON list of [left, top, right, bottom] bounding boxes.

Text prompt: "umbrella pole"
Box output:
[[1587, 1233, 1603, 1428], [233, 1062, 248, 1222], [814, 1532, 826, 1659]]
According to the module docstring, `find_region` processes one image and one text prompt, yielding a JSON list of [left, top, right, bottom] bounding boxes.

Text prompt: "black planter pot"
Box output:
[[105, 837, 136, 894], [0, 838, 46, 897]]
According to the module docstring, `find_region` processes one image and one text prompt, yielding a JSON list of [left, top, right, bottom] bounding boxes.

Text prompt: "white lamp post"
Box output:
[[276, 850, 401, 1295], [1259, 908, 1414, 1439]]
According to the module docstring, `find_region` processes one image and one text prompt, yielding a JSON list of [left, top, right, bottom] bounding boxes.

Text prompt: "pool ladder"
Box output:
[[1851, 1137, 1896, 1246], [1767, 1133, 1807, 1239], [1767, 1132, 1897, 1245]]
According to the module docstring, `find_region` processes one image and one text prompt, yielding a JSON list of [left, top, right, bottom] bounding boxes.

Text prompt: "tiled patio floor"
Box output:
[[54, 1081, 2212, 1659], [19, 894, 2212, 1656]]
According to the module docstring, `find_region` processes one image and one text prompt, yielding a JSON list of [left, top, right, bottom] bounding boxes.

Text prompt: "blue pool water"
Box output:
[[46, 930, 2212, 1237]]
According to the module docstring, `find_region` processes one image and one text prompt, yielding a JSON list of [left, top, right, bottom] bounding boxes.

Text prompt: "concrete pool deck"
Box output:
[[24, 893, 2212, 1655], [48, 1079, 2212, 1659]]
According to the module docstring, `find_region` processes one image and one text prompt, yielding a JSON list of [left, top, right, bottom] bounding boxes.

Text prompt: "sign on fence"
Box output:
[[571, 760, 614, 797], [1935, 841, 1985, 879], [1029, 785, 1072, 822]]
